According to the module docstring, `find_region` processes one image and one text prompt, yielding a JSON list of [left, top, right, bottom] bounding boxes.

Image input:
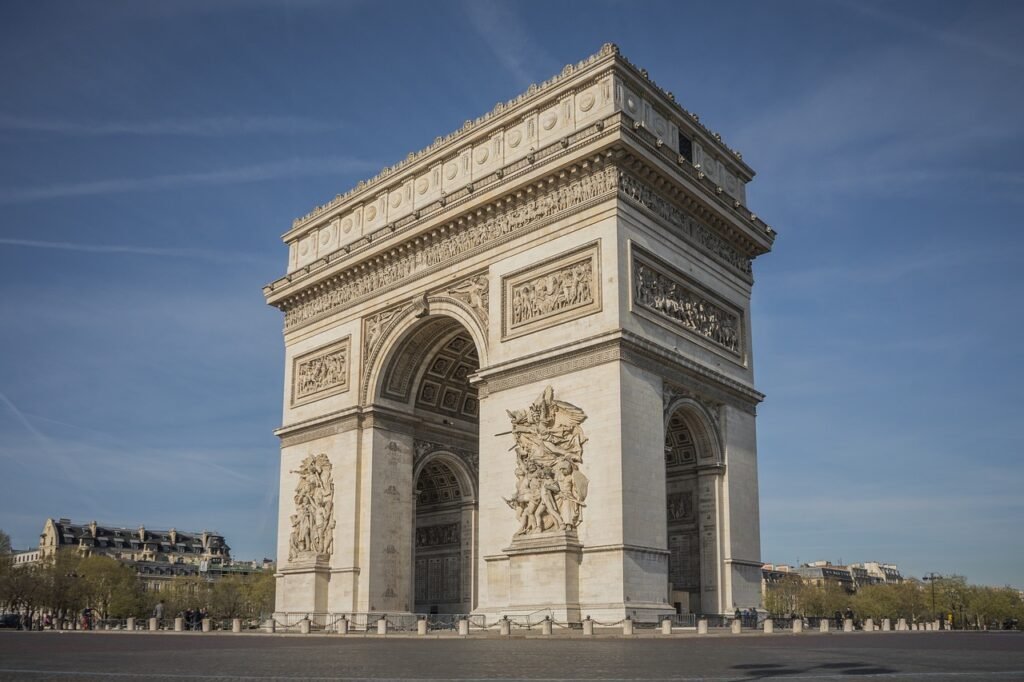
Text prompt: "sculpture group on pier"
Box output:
[[504, 386, 589, 536]]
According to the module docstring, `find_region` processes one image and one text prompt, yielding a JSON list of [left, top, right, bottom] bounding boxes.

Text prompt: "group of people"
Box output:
[[180, 606, 209, 630], [733, 607, 759, 628]]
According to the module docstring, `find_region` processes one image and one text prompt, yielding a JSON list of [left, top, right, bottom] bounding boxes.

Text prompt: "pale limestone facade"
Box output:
[[264, 44, 774, 622]]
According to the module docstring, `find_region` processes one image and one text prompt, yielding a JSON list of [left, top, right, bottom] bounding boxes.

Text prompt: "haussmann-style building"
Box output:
[[263, 44, 775, 622]]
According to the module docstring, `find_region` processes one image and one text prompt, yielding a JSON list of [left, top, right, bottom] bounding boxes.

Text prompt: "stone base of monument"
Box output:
[[499, 530, 583, 623], [275, 554, 330, 616]]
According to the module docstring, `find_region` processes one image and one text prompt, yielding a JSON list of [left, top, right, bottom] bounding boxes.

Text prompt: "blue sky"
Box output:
[[1, 1, 1021, 587]]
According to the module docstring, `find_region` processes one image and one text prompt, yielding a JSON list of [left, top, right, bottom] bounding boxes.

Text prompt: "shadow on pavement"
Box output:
[[732, 661, 898, 679]]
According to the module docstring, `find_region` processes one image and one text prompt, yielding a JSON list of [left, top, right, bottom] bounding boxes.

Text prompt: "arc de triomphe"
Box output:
[[263, 44, 774, 622]]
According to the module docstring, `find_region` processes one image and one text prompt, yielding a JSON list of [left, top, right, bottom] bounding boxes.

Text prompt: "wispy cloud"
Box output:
[[832, 0, 1024, 69], [462, 0, 555, 87], [0, 155, 380, 205], [0, 391, 48, 446], [0, 238, 272, 265], [0, 114, 345, 137]]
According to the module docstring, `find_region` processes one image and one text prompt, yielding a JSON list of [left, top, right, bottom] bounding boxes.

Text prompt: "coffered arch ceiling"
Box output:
[[381, 318, 479, 422]]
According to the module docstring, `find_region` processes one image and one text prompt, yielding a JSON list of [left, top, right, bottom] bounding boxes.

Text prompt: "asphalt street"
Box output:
[[0, 631, 1022, 681]]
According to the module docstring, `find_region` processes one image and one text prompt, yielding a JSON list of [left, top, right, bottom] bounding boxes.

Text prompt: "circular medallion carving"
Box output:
[[541, 111, 557, 130], [390, 193, 402, 208], [365, 205, 377, 222], [475, 147, 489, 165], [445, 163, 458, 180], [341, 218, 353, 233], [299, 240, 309, 255], [579, 92, 595, 112], [416, 177, 429, 195], [655, 119, 667, 136], [626, 96, 637, 113], [507, 130, 522, 148], [319, 229, 331, 245]]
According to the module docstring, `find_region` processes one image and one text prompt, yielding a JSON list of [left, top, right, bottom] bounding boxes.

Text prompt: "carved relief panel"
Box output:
[[502, 242, 601, 340], [291, 337, 351, 407], [288, 453, 336, 562], [631, 244, 743, 359]]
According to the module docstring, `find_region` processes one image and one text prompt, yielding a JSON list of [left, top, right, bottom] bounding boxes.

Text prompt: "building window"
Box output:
[[678, 135, 693, 162]]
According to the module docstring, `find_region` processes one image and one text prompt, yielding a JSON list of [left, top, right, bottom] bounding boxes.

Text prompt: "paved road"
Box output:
[[0, 631, 1022, 681]]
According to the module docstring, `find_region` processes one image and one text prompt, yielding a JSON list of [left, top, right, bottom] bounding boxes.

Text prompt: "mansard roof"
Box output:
[[44, 518, 229, 553]]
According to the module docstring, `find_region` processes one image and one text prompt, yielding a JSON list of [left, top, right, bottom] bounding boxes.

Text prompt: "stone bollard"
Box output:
[[582, 617, 593, 636], [820, 619, 830, 633], [299, 619, 310, 635], [337, 618, 348, 635], [763, 619, 773, 634], [897, 618, 907, 631], [622, 617, 634, 636], [882, 618, 891, 632], [540, 617, 552, 636], [127, 617, 136, 631], [459, 618, 470, 636], [232, 618, 241, 633], [149, 617, 158, 632], [933, 620, 940, 631], [661, 618, 672, 635], [843, 619, 853, 632], [264, 618, 276, 634], [864, 618, 874, 632], [731, 619, 742, 635], [500, 617, 511, 636], [202, 618, 211, 633], [174, 617, 183, 632], [417, 618, 427, 636], [792, 619, 803, 634], [697, 619, 708, 635], [376, 617, 387, 635]]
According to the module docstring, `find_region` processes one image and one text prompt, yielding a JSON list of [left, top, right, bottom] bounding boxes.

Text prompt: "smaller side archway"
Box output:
[[664, 398, 724, 615], [412, 451, 478, 614]]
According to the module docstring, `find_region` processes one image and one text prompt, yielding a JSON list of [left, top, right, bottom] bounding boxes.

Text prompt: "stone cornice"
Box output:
[[266, 146, 771, 330], [275, 403, 478, 448], [614, 124, 774, 258], [269, 152, 621, 327], [286, 44, 752, 238], [472, 329, 763, 413]]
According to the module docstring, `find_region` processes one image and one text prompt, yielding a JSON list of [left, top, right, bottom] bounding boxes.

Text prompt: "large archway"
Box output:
[[374, 314, 481, 615], [664, 401, 722, 615]]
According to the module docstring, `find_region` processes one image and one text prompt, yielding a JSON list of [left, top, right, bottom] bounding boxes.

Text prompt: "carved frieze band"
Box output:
[[291, 337, 351, 407], [632, 246, 743, 356], [282, 166, 752, 333], [502, 242, 601, 340], [617, 171, 752, 277], [416, 523, 461, 548], [283, 167, 618, 331]]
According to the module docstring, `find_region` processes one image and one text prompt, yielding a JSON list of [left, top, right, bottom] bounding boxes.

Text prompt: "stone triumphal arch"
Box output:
[[264, 44, 774, 622]]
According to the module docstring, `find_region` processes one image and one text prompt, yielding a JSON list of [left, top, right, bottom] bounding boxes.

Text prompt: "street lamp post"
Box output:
[[922, 573, 941, 622]]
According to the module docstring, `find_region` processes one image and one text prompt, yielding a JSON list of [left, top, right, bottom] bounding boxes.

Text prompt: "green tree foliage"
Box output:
[[765, 576, 1022, 629], [77, 555, 143, 618], [1, 550, 276, 626], [796, 581, 851, 617], [0, 529, 11, 555]]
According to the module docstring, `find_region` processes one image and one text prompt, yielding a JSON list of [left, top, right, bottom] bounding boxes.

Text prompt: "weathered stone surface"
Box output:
[[266, 45, 772, 622]]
